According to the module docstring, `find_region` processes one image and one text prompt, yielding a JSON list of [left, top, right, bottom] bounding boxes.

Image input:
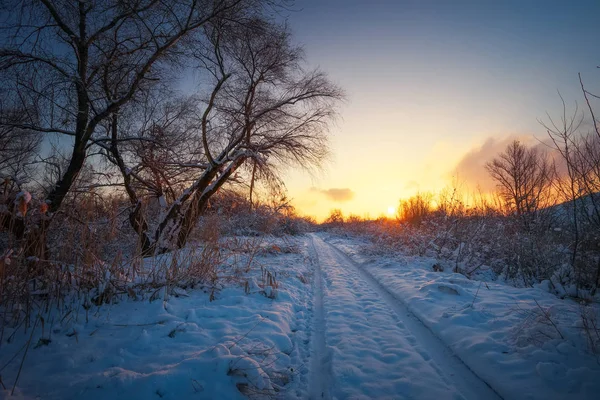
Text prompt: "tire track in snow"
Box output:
[[308, 235, 332, 399], [320, 234, 503, 400]]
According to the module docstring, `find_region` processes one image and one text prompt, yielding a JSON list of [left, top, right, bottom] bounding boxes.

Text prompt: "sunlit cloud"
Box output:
[[453, 135, 534, 191], [310, 187, 355, 202]]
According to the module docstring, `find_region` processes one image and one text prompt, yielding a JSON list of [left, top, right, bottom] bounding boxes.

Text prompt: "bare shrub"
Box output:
[[195, 190, 311, 237], [323, 209, 344, 232], [543, 79, 600, 292], [0, 188, 225, 341], [579, 304, 600, 355], [323, 182, 573, 288], [397, 192, 434, 226], [512, 300, 565, 348]]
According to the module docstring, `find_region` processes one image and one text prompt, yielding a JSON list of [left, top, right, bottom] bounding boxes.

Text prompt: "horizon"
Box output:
[[279, 0, 600, 221]]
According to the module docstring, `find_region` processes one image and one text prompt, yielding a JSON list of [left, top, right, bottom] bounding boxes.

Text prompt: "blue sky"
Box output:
[[278, 0, 600, 219]]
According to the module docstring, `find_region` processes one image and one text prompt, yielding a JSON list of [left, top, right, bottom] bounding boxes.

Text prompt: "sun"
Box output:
[[387, 206, 396, 216]]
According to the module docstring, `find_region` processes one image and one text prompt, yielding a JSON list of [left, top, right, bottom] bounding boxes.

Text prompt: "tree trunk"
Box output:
[[46, 144, 87, 213], [169, 158, 246, 251], [249, 160, 257, 211], [108, 112, 154, 256]]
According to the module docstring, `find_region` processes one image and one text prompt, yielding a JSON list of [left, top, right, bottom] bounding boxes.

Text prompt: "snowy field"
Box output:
[[1, 233, 599, 399], [1, 237, 315, 399], [322, 233, 600, 399]]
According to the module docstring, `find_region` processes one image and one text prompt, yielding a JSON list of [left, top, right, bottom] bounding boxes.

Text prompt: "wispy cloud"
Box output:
[[310, 187, 355, 202]]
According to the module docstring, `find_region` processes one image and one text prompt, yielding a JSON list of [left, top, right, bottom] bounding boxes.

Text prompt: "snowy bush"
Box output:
[[324, 198, 596, 294]]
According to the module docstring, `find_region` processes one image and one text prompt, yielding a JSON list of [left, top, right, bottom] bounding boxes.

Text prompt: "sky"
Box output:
[[275, 0, 600, 221]]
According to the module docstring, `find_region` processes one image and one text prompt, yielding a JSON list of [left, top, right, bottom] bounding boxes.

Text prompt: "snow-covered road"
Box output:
[[307, 234, 501, 400]]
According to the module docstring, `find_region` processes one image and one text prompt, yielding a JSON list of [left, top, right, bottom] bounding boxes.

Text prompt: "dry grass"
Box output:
[[511, 301, 565, 348], [0, 192, 233, 393], [0, 190, 226, 348], [580, 304, 600, 355]]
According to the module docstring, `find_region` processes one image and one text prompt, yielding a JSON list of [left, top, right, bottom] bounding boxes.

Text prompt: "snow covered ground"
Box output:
[[0, 236, 315, 400], [323, 232, 600, 399], [307, 234, 499, 400], [2, 232, 599, 399]]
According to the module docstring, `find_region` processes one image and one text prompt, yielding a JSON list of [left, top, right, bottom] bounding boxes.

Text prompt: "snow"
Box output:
[[14, 191, 32, 216], [323, 232, 600, 399], [0, 237, 314, 400], [158, 195, 167, 209], [308, 234, 499, 399], [14, 192, 31, 204], [2, 233, 599, 399]]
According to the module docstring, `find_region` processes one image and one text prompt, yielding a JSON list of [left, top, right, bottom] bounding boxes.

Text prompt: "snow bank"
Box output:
[[0, 236, 314, 400], [325, 233, 600, 400]]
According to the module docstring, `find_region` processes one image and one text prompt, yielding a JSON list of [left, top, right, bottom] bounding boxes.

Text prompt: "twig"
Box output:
[[227, 316, 266, 350], [533, 299, 564, 340], [471, 281, 482, 308], [0, 342, 28, 374]]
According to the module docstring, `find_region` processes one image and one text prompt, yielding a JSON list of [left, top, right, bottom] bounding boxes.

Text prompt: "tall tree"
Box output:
[[0, 0, 261, 216], [0, 0, 274, 258], [107, 17, 342, 253]]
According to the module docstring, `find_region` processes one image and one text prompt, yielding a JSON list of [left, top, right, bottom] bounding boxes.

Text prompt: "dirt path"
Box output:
[[307, 233, 501, 400]]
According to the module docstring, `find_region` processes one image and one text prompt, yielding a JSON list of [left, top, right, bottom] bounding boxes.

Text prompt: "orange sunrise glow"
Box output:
[[280, 2, 598, 221]]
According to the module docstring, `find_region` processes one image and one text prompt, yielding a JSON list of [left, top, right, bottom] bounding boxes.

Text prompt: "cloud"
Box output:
[[453, 135, 534, 191], [310, 187, 355, 202]]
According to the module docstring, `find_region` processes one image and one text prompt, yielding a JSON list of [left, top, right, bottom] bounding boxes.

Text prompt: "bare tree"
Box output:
[[0, 0, 264, 231], [575, 73, 600, 232], [106, 18, 342, 254], [0, 0, 278, 260], [486, 140, 555, 231], [543, 74, 600, 290], [0, 107, 40, 184], [101, 91, 200, 253]]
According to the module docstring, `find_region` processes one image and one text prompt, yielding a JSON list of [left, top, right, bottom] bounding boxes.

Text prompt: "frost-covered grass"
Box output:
[[324, 232, 600, 399], [329, 212, 599, 297], [3, 203, 599, 400], [0, 235, 315, 399]]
